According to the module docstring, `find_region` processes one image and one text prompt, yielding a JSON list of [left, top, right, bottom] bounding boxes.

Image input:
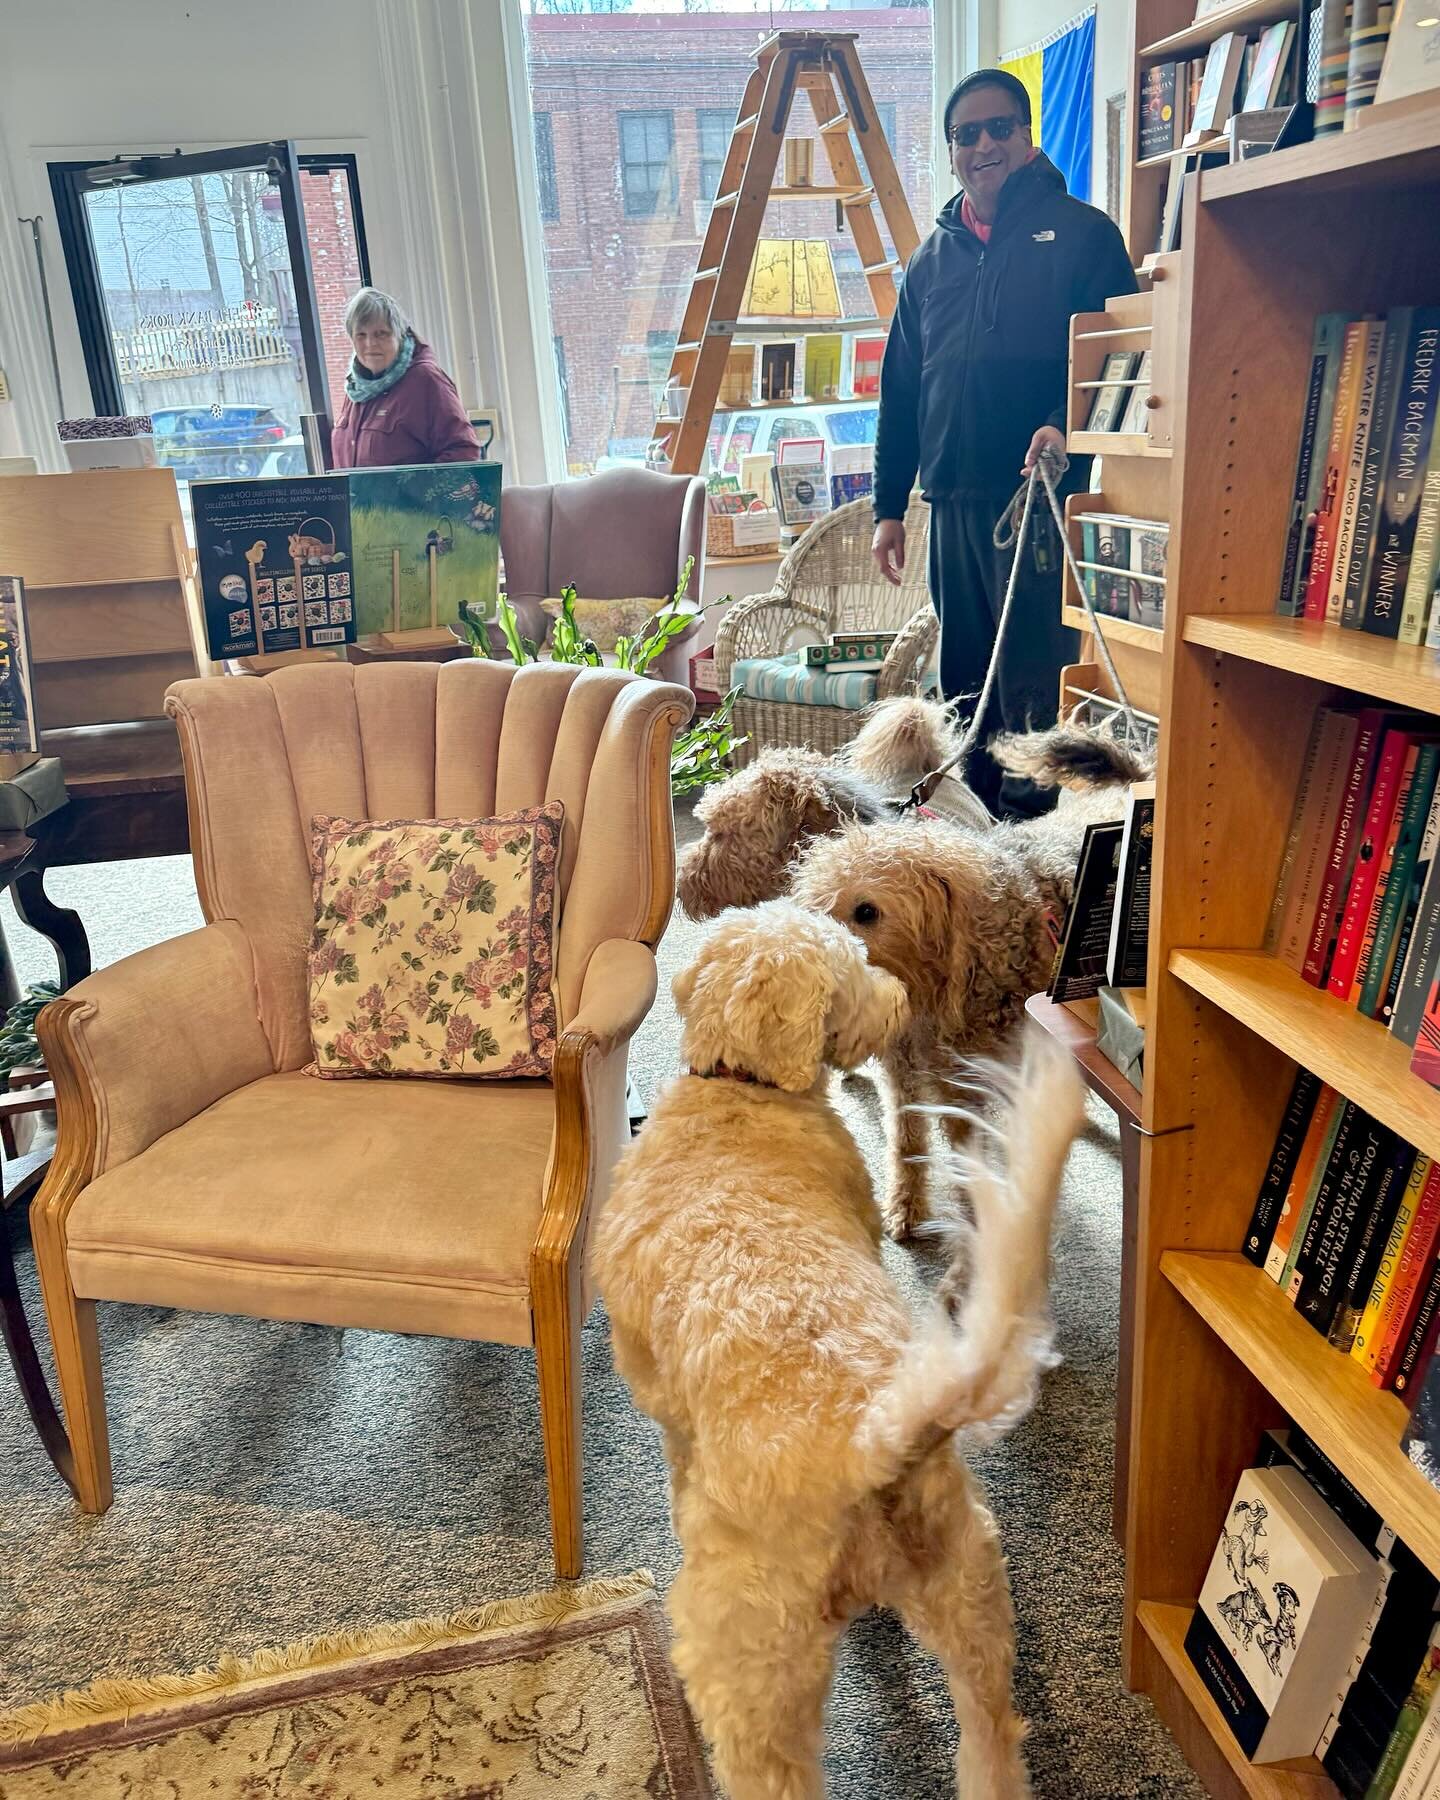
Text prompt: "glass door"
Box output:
[[50, 142, 333, 507]]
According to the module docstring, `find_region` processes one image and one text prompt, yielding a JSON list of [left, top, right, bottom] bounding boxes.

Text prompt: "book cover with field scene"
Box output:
[[349, 462, 501, 644]]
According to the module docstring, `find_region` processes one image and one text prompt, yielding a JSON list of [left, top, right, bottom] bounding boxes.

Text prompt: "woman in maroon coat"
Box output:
[[329, 288, 480, 469]]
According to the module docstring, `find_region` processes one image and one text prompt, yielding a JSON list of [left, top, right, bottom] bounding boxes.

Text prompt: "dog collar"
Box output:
[[686, 1061, 774, 1087]]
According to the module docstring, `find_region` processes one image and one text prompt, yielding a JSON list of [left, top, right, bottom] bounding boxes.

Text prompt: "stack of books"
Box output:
[[1315, 0, 1396, 134], [1274, 308, 1440, 641], [1186, 1423, 1440, 1792], [801, 630, 897, 671], [1243, 1068, 1440, 1395], [1268, 704, 1440, 1052]]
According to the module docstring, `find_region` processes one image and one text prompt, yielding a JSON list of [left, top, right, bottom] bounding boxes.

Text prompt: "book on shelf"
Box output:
[[1304, 318, 1371, 620], [1376, 0, 1440, 107], [1118, 351, 1154, 435], [1361, 746, 1440, 1020], [1278, 314, 1353, 617], [1048, 821, 1125, 1004], [1184, 1462, 1384, 1763], [1329, 318, 1387, 625], [1373, 311, 1440, 642], [1368, 1160, 1440, 1383], [1243, 20, 1295, 110], [1364, 1635, 1440, 1800], [0, 576, 39, 757], [1316, 0, 1356, 136], [1084, 353, 1138, 434], [1264, 1084, 1341, 1282], [1139, 61, 1183, 160], [1185, 32, 1247, 144], [1326, 725, 1423, 1000], [1393, 1257, 1440, 1398], [1401, 1338, 1440, 1494], [1244, 1069, 1324, 1266], [1302, 707, 1387, 985], [1105, 781, 1155, 989], [1344, 0, 1393, 126], [1268, 706, 1361, 966]]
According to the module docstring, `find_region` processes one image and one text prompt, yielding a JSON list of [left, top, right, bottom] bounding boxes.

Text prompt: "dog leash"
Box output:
[[899, 450, 1138, 813]]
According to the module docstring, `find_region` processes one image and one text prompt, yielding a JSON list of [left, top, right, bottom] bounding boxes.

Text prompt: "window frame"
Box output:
[[696, 107, 732, 206], [618, 109, 678, 219], [534, 112, 559, 223]]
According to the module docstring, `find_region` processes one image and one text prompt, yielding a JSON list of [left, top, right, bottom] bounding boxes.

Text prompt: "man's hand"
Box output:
[[872, 519, 906, 586], [1023, 424, 1067, 475]]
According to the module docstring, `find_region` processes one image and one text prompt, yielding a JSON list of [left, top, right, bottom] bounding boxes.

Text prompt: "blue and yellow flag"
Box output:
[[1000, 7, 1096, 203]]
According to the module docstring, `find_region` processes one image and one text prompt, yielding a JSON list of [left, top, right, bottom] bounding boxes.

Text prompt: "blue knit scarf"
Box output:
[[344, 330, 415, 405]]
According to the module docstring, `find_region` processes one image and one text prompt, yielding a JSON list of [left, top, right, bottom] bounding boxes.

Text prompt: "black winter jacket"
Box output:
[[872, 155, 1137, 520]]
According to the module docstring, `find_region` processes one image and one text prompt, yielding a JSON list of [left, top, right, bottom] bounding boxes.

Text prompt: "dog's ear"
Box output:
[[826, 954, 909, 1068], [672, 959, 700, 1020]]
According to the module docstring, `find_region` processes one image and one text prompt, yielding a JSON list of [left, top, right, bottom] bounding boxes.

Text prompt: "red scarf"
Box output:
[[961, 147, 1039, 243]]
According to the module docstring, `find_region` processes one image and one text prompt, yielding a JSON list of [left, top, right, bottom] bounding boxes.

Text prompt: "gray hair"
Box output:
[[344, 287, 410, 341]]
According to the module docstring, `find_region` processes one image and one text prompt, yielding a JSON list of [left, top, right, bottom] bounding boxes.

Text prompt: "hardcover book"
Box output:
[[0, 576, 39, 756], [193, 475, 354, 659], [1105, 781, 1155, 989], [1085, 354, 1138, 434], [1345, 309, 1409, 629], [1266, 1087, 1340, 1283], [1048, 822, 1125, 1004], [1371, 1162, 1440, 1385], [1269, 707, 1360, 971], [1351, 1156, 1433, 1371], [1402, 1351, 1440, 1494], [1368, 310, 1440, 641], [1139, 61, 1181, 160], [349, 462, 501, 641], [1185, 32, 1246, 142], [1243, 1069, 1324, 1266], [1278, 315, 1351, 617], [1304, 320, 1369, 619], [1185, 1464, 1383, 1762], [1328, 318, 1387, 625]]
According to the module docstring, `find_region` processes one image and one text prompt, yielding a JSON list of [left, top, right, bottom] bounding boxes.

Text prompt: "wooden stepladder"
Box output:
[[655, 29, 921, 477]]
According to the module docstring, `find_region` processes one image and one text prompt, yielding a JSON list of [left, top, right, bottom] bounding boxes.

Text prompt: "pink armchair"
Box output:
[[501, 467, 707, 681], [31, 660, 693, 1578]]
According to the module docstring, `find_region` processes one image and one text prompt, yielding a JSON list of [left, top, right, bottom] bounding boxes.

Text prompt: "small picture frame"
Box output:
[[1086, 352, 1139, 433]]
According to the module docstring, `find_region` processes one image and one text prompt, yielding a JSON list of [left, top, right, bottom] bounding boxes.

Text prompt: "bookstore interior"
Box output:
[[1, 0, 1439, 1794]]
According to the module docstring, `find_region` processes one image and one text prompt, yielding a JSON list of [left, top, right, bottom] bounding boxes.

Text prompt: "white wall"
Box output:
[[0, 0, 561, 480], [995, 0, 1129, 212]]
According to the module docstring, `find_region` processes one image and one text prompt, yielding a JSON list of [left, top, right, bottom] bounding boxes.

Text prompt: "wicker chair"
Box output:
[[713, 495, 936, 763]]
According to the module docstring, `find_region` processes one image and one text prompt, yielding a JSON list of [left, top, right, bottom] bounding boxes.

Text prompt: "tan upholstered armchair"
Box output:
[[31, 661, 693, 1578], [713, 494, 937, 764]]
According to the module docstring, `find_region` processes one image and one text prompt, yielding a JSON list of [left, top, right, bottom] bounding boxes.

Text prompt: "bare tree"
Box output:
[[190, 175, 227, 315]]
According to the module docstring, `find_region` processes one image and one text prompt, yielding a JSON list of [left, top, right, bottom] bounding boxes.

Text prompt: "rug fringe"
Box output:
[[0, 1569, 656, 1747]]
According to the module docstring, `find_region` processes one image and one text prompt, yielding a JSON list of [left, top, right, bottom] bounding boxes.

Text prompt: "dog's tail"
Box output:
[[847, 696, 962, 792], [854, 1030, 1085, 1493], [991, 719, 1153, 791]]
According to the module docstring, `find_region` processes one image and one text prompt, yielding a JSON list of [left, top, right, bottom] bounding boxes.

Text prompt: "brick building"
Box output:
[[526, 9, 935, 473], [298, 166, 366, 411]]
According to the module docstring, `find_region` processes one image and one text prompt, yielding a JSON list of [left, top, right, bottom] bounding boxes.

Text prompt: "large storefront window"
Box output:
[[523, 1, 934, 476]]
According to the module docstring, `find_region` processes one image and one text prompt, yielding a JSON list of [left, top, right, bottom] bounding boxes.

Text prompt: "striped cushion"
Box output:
[[733, 652, 880, 711]]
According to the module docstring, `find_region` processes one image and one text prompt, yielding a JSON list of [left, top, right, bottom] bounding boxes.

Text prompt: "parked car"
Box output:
[[150, 405, 293, 480]]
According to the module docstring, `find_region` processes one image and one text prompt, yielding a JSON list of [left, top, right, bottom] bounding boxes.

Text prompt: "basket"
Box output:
[[707, 508, 780, 560], [291, 516, 341, 566]]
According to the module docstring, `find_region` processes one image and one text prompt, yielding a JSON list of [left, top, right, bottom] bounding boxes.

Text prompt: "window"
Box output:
[[524, 6, 933, 475], [553, 335, 571, 445], [535, 113, 559, 222], [697, 108, 732, 205], [619, 111, 677, 219]]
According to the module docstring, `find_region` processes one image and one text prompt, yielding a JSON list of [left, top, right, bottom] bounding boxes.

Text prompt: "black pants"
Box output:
[[927, 487, 1079, 820]]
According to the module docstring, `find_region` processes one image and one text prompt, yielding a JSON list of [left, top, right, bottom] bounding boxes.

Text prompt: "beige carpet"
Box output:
[[0, 1570, 711, 1798]]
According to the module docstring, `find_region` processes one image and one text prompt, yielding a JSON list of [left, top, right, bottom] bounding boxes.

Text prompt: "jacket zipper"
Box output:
[[948, 247, 985, 491]]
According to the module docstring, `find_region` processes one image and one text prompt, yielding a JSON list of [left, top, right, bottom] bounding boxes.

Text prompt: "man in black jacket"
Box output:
[[871, 68, 1136, 816]]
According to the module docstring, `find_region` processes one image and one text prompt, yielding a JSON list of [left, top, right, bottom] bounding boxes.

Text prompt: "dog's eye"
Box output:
[[853, 901, 879, 926]]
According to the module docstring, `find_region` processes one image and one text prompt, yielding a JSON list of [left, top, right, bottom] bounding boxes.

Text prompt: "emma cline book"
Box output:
[[1184, 1464, 1382, 1761]]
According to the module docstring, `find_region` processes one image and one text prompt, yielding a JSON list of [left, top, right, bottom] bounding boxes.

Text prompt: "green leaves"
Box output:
[[670, 688, 748, 797], [613, 557, 700, 676], [456, 599, 492, 658], [464, 882, 497, 915], [333, 952, 360, 986], [0, 980, 60, 1078], [548, 583, 603, 667], [496, 595, 539, 666]]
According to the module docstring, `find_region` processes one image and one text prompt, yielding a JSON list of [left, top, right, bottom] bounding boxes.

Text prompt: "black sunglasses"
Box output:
[[949, 114, 1025, 149]]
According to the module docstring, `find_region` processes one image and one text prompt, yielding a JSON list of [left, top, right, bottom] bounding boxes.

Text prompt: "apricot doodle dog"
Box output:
[[791, 722, 1152, 1238], [594, 902, 1084, 1800], [677, 695, 990, 921]]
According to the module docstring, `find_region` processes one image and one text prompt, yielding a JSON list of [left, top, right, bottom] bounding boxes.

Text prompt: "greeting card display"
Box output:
[[193, 476, 354, 659], [349, 462, 501, 646], [0, 576, 39, 755]]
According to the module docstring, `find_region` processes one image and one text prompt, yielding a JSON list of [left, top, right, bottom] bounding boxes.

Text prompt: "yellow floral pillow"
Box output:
[[307, 803, 563, 1079], [540, 596, 661, 653]]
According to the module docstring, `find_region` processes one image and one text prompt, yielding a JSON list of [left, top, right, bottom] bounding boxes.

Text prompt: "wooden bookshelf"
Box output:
[[1184, 614, 1440, 711], [1117, 59, 1440, 1800], [1139, 0, 1297, 62]]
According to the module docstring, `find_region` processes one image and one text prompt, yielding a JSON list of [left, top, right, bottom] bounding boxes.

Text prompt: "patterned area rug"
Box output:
[[0, 1571, 711, 1798]]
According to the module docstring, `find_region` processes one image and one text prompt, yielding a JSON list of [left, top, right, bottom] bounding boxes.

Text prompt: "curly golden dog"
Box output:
[[792, 722, 1152, 1238], [594, 901, 1084, 1800], [677, 695, 990, 922]]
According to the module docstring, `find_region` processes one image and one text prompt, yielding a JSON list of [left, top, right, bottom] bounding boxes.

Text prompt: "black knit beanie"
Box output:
[[942, 68, 1034, 140]]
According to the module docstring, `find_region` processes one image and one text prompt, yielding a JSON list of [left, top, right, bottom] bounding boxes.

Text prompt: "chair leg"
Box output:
[[533, 1272, 584, 1580], [30, 1220, 111, 1513]]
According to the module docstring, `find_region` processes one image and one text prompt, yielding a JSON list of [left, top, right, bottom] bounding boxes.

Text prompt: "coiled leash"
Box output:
[[897, 449, 1138, 815]]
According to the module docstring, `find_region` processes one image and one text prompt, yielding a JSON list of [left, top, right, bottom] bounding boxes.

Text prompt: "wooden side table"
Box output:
[[1025, 991, 1143, 1547]]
